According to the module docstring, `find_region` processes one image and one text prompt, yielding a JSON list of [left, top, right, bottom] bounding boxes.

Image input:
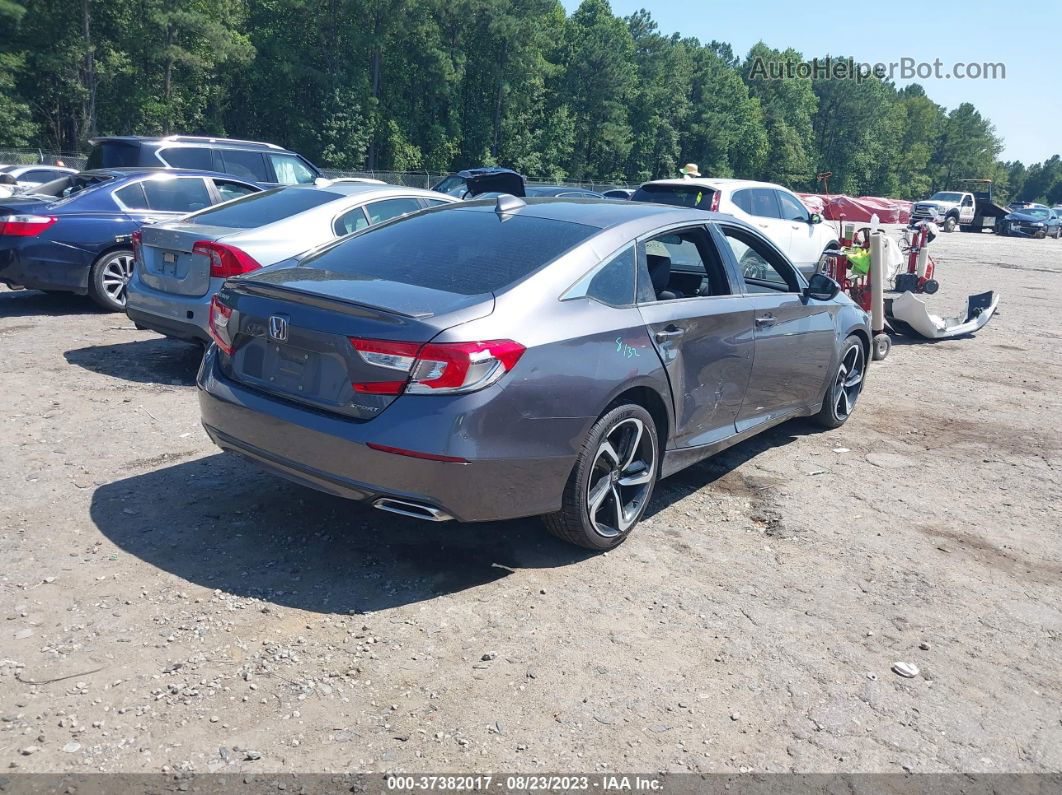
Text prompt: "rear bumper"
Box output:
[[0, 242, 91, 293], [197, 348, 576, 523], [125, 270, 215, 343]]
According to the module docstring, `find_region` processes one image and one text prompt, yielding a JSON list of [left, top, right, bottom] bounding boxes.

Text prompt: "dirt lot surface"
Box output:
[[1, 230, 1060, 776]]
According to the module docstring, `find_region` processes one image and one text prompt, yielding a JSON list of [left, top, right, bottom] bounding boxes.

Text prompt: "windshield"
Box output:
[[186, 186, 337, 228], [631, 183, 718, 210], [297, 207, 597, 296], [1017, 208, 1050, 219], [929, 192, 962, 202]]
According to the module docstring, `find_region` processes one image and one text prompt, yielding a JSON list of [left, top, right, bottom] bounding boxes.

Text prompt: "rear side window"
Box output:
[[563, 245, 636, 307], [142, 177, 212, 213], [269, 154, 317, 184], [158, 147, 213, 170], [631, 183, 717, 211], [334, 206, 369, 236], [187, 187, 337, 228], [86, 141, 140, 169], [220, 149, 269, 182], [301, 209, 597, 295], [212, 179, 259, 203], [365, 197, 422, 224], [114, 182, 149, 210]]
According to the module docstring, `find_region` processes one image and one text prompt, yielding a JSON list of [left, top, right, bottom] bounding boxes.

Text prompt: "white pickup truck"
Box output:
[[910, 191, 976, 232]]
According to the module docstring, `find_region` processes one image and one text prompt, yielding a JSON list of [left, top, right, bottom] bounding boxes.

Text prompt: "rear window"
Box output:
[[86, 141, 140, 169], [632, 183, 717, 210], [187, 187, 337, 228], [299, 208, 597, 295], [158, 147, 213, 170]]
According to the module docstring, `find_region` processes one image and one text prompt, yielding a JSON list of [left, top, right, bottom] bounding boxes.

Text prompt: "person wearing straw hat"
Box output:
[[679, 163, 701, 179]]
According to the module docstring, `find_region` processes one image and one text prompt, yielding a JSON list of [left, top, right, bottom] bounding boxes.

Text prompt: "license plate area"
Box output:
[[263, 340, 321, 396]]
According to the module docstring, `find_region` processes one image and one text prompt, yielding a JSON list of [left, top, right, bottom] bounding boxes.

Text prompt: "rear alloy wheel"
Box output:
[[89, 248, 135, 312], [543, 403, 658, 550], [815, 245, 841, 274], [815, 335, 866, 429]]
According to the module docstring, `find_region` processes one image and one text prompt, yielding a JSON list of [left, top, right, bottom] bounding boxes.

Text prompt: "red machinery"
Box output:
[[820, 224, 891, 360], [895, 222, 939, 294]]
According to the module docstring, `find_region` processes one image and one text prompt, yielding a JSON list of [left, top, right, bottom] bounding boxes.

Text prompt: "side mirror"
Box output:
[[804, 272, 840, 301], [809, 212, 822, 224]]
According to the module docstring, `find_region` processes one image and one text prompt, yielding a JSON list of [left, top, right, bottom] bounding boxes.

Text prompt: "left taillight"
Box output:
[[209, 295, 236, 355], [193, 241, 262, 279], [349, 338, 525, 396], [708, 191, 720, 212], [131, 229, 143, 267], [0, 215, 58, 237]]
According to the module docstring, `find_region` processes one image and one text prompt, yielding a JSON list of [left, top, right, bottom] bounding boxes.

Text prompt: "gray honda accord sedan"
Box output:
[[198, 197, 870, 549]]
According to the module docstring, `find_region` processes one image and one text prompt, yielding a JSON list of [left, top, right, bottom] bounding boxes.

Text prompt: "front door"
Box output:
[[715, 223, 837, 432], [635, 224, 755, 448]]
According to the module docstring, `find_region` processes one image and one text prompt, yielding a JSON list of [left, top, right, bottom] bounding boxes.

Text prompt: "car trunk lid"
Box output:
[[138, 223, 240, 297], [217, 270, 494, 420]]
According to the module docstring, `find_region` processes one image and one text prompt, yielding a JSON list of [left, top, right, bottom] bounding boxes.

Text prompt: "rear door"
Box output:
[[635, 224, 755, 448], [715, 223, 836, 431]]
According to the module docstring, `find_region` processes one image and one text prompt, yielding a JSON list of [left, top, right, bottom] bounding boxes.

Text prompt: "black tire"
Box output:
[[88, 248, 135, 312], [543, 402, 659, 550], [1035, 229, 1047, 240], [814, 335, 866, 429], [872, 333, 891, 361], [921, 278, 939, 295], [942, 216, 958, 233]]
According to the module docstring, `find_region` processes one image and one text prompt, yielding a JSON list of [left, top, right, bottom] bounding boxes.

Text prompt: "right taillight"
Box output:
[[131, 229, 143, 267], [193, 241, 262, 279], [349, 338, 525, 396], [208, 295, 236, 354], [709, 191, 720, 212], [0, 214, 58, 237]]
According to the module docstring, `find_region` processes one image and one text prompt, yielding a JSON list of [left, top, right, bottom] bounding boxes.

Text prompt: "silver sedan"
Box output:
[[125, 183, 458, 343]]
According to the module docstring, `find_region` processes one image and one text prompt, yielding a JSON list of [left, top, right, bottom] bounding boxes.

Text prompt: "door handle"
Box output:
[[755, 314, 776, 328], [757, 223, 769, 229], [654, 327, 685, 342]]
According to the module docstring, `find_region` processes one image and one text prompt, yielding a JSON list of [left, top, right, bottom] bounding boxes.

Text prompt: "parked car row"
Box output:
[[2, 137, 871, 550]]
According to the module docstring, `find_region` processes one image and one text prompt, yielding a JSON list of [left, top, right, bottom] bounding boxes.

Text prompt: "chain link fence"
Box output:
[[2, 150, 631, 191], [0, 148, 88, 169]]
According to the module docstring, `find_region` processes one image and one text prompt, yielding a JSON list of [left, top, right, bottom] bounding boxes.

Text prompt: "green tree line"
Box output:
[[1, 0, 1059, 202]]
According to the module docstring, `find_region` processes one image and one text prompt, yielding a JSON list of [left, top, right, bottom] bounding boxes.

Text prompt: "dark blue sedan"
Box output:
[[999, 205, 1062, 239], [0, 168, 260, 310]]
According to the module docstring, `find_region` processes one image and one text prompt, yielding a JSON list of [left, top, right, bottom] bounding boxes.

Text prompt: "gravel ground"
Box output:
[[1, 229, 1060, 775]]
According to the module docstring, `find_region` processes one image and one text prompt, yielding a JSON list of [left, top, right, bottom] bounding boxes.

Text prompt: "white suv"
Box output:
[[632, 178, 839, 276]]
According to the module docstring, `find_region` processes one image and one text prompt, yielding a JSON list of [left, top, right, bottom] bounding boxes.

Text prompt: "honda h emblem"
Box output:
[[268, 314, 289, 342]]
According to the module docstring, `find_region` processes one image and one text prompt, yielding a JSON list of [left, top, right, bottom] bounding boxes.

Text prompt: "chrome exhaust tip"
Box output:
[[373, 498, 453, 522]]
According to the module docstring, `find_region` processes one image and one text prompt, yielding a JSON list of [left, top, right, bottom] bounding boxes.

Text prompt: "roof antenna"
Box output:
[[495, 193, 525, 215]]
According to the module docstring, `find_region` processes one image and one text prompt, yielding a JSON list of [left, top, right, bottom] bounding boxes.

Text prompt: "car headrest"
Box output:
[[646, 253, 671, 292]]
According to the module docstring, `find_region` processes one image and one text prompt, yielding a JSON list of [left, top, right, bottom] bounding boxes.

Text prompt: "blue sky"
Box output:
[[561, 0, 1058, 165]]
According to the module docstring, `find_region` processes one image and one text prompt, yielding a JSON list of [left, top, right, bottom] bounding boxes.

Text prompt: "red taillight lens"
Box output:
[[709, 191, 720, 212], [131, 229, 143, 266], [349, 338, 525, 396], [208, 295, 235, 354], [193, 241, 262, 279], [0, 214, 58, 237]]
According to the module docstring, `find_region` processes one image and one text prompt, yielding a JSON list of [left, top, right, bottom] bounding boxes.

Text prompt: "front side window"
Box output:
[[563, 245, 636, 307], [365, 197, 423, 224], [636, 227, 730, 303], [776, 191, 810, 222], [719, 226, 799, 293], [269, 154, 317, 185], [141, 177, 212, 213]]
